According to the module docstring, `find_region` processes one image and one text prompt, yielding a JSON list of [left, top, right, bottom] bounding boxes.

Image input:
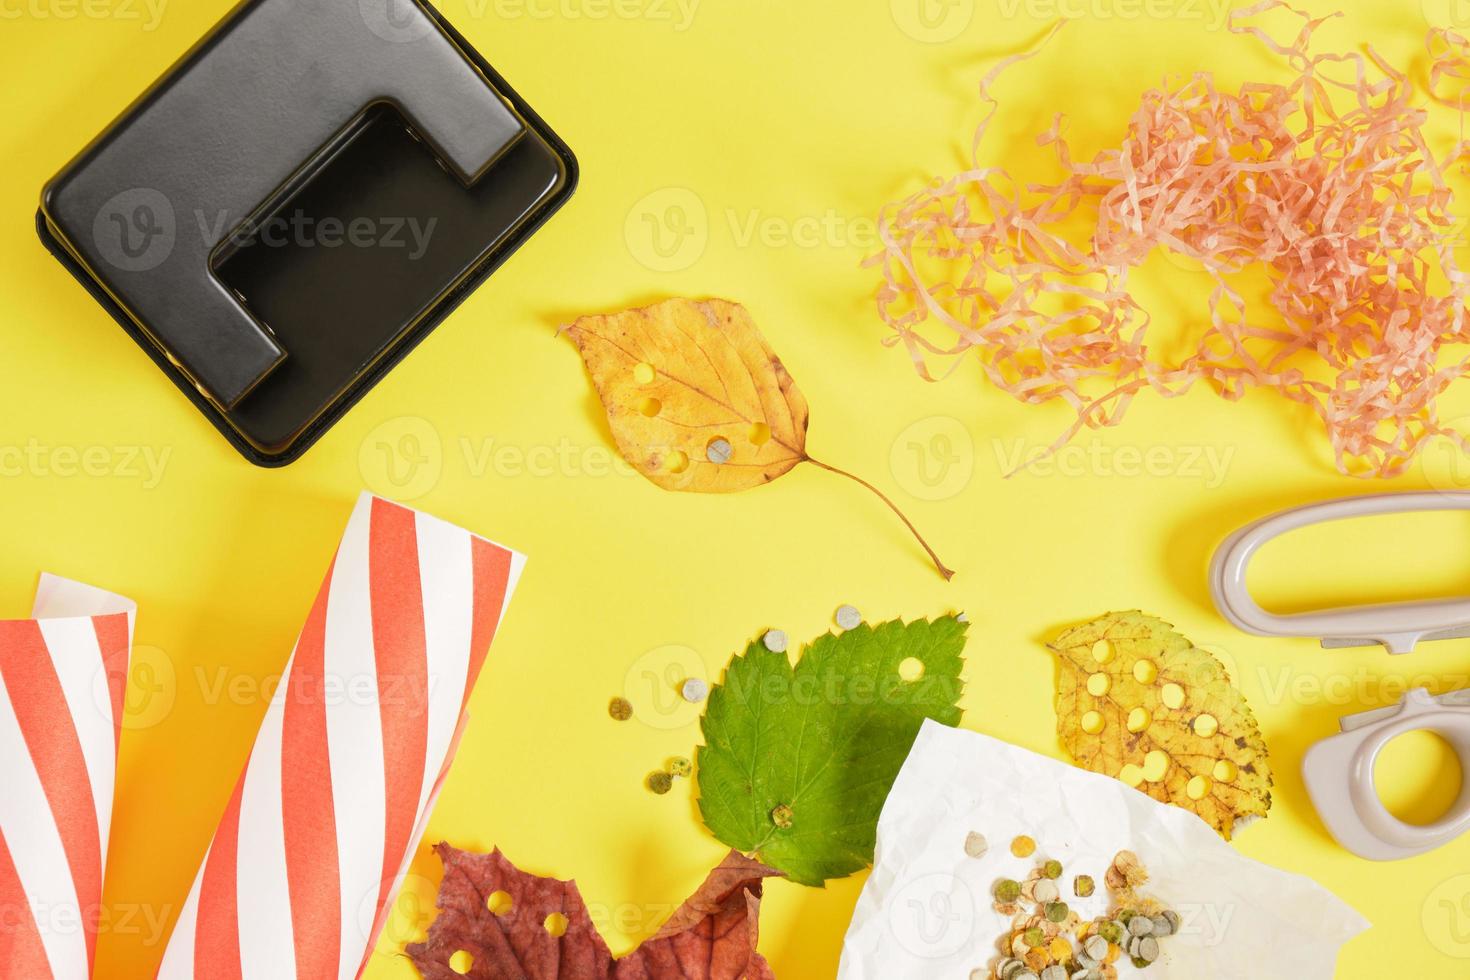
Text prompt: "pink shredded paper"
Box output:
[[871, 2, 1470, 477]]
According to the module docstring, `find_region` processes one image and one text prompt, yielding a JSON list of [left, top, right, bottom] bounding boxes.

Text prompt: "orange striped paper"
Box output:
[[0, 575, 136, 980], [156, 493, 524, 980]]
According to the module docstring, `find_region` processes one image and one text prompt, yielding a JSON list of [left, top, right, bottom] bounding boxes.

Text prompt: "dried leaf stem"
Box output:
[[805, 455, 955, 581]]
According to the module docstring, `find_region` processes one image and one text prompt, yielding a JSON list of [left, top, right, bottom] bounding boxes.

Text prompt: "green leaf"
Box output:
[[696, 617, 967, 886]]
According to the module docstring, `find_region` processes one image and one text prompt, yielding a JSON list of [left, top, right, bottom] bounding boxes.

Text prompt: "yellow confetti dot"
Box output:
[[449, 950, 474, 975], [1161, 683, 1185, 710], [1087, 673, 1111, 697], [1081, 710, 1105, 735], [1193, 713, 1219, 738], [1187, 775, 1213, 800], [1127, 707, 1152, 733], [1213, 759, 1238, 783], [1091, 639, 1115, 665], [1133, 659, 1158, 684], [1011, 835, 1037, 857], [1142, 750, 1170, 782], [1049, 938, 1073, 960], [633, 362, 657, 385], [1120, 764, 1145, 787]]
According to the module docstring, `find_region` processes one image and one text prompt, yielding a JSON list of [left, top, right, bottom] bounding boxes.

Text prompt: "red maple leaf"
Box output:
[[407, 845, 780, 980]]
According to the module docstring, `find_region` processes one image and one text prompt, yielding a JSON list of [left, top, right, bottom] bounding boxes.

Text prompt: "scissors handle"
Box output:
[[1209, 492, 1470, 654], [1303, 689, 1470, 860]]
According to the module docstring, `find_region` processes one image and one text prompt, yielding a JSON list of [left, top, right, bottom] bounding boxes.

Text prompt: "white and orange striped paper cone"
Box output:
[[0, 574, 136, 980], [156, 492, 525, 980]]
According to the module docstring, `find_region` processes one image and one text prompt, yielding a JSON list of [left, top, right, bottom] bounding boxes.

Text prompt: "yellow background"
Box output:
[[5, 0, 1470, 976]]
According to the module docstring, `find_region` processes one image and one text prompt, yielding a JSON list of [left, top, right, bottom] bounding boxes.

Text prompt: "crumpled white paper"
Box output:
[[837, 721, 1368, 980]]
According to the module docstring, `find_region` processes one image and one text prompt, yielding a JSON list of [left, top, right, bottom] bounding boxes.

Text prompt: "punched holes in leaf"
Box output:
[[898, 657, 925, 682], [487, 890, 513, 916], [1161, 683, 1186, 710], [638, 397, 662, 418], [665, 449, 690, 474], [1050, 613, 1272, 839], [633, 362, 657, 386], [544, 913, 569, 937], [564, 298, 956, 580], [449, 950, 474, 975], [748, 422, 771, 446]]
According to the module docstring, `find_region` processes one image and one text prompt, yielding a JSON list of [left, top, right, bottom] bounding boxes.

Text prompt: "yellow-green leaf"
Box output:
[[1049, 611, 1272, 838]]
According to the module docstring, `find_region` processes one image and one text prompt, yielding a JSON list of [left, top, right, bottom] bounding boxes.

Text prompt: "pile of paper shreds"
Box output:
[[872, 1, 1470, 477]]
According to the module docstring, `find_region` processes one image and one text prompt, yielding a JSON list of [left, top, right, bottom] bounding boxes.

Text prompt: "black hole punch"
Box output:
[[211, 104, 567, 454], [39, 0, 576, 466]]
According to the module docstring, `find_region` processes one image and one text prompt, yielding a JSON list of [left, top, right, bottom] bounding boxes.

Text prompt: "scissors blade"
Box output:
[[1320, 623, 1470, 650]]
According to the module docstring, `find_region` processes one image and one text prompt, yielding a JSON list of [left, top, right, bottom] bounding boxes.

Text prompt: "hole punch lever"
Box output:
[[41, 0, 525, 408]]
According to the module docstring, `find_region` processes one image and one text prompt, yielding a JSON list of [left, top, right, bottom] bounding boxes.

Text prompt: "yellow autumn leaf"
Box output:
[[565, 297, 954, 578], [564, 297, 807, 493], [1048, 611, 1272, 838]]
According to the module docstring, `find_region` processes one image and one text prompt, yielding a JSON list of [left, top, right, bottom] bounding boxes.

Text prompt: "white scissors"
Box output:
[[1210, 492, 1470, 861]]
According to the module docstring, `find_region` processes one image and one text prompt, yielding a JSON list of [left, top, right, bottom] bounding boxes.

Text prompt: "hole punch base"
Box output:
[[38, 0, 577, 466]]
